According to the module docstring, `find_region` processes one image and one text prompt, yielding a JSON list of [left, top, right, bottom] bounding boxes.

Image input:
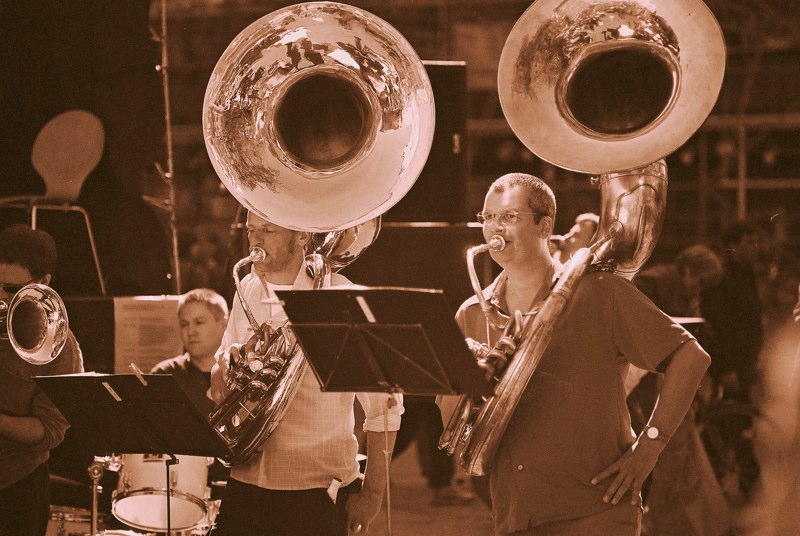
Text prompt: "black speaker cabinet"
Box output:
[[383, 61, 468, 223], [63, 296, 115, 373]]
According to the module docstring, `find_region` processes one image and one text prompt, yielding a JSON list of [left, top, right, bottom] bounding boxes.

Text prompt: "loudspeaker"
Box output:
[[383, 61, 469, 223], [63, 296, 115, 373]]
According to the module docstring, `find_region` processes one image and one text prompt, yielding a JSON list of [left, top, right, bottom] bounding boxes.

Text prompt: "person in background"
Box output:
[[439, 173, 710, 535], [630, 243, 730, 536], [547, 234, 563, 259], [702, 222, 767, 505], [151, 287, 228, 416], [701, 222, 764, 403], [0, 224, 84, 536], [392, 396, 476, 506], [209, 210, 402, 536], [635, 244, 724, 321], [735, 280, 800, 535], [150, 287, 230, 503], [557, 212, 599, 261]]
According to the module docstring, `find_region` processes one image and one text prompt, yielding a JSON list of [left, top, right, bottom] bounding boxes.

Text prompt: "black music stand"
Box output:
[[34, 373, 231, 535], [275, 286, 493, 398], [276, 286, 493, 536]]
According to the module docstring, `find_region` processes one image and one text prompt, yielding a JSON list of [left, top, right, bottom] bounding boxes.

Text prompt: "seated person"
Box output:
[[150, 287, 231, 504], [150, 288, 228, 416]]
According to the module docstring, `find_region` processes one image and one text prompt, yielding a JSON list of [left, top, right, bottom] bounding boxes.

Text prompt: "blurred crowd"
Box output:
[[552, 212, 800, 536]]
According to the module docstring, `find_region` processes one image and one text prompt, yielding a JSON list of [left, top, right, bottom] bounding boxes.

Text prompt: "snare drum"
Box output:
[[46, 506, 93, 536], [112, 454, 210, 532]]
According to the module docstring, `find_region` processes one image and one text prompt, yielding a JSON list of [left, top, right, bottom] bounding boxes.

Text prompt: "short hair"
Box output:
[[0, 224, 57, 278], [488, 173, 557, 223], [178, 288, 229, 322], [675, 244, 723, 288], [721, 221, 759, 248]]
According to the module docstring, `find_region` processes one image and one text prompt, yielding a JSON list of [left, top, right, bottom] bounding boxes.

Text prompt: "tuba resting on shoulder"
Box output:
[[202, 2, 434, 465], [440, 0, 725, 476]]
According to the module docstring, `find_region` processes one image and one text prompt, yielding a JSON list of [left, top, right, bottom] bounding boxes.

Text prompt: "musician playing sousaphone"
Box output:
[[436, 0, 727, 533], [201, 1, 438, 533], [438, 174, 711, 535], [208, 210, 402, 536]]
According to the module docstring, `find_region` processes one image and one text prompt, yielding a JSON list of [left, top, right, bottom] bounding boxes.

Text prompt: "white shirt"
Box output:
[[218, 266, 403, 490]]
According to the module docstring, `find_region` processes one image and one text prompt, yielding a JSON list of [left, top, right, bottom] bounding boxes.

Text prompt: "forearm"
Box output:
[[647, 339, 710, 439], [0, 413, 46, 444], [361, 430, 397, 495]]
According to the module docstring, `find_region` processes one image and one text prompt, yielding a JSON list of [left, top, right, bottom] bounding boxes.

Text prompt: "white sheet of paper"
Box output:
[[113, 295, 183, 373]]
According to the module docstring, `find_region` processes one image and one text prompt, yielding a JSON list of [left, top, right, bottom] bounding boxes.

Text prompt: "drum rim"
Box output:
[[112, 488, 207, 531]]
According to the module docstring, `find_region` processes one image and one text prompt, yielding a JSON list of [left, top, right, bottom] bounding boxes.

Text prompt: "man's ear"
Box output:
[[297, 232, 312, 247], [540, 216, 554, 239], [41, 274, 52, 286]]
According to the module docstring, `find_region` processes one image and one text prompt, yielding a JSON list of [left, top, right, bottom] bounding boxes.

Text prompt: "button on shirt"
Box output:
[[217, 267, 403, 490]]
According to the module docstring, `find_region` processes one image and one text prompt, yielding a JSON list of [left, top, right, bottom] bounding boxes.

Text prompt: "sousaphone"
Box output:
[[441, 0, 726, 475], [202, 2, 434, 465], [203, 1, 435, 233], [499, 0, 725, 174]]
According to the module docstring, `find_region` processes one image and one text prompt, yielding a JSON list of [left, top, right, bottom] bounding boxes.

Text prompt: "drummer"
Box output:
[[150, 288, 230, 485], [150, 288, 228, 416]]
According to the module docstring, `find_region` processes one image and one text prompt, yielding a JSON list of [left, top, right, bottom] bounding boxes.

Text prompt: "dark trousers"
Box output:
[[392, 395, 454, 489], [210, 477, 360, 536], [0, 462, 50, 536]]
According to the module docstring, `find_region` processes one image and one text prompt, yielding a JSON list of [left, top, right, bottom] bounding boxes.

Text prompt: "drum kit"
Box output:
[[48, 454, 221, 536]]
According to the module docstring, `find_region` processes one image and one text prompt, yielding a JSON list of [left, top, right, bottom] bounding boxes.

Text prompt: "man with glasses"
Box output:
[[439, 173, 711, 535], [0, 224, 84, 536]]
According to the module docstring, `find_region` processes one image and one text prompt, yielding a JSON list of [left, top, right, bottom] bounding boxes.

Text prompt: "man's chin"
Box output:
[[252, 262, 271, 275]]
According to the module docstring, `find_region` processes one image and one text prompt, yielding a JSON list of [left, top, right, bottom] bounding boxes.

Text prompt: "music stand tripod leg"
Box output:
[[166, 454, 180, 536], [383, 395, 395, 536], [88, 458, 104, 535]]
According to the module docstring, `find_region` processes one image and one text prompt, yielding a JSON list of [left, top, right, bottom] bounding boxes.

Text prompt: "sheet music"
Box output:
[[113, 295, 183, 373]]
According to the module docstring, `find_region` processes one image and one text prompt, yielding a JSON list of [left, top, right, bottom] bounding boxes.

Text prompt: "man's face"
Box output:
[[0, 263, 36, 302], [245, 212, 306, 278], [178, 301, 227, 362], [482, 186, 550, 268]]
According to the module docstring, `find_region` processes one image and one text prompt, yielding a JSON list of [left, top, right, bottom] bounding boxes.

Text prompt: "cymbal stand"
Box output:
[[149, 0, 181, 293], [87, 454, 121, 535]]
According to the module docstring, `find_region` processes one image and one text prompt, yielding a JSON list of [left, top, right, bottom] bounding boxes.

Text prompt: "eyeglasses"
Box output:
[[0, 278, 36, 295], [476, 211, 548, 225]]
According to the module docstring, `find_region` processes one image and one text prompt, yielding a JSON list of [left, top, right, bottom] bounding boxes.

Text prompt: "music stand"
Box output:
[[276, 286, 492, 535], [35, 372, 231, 535], [275, 286, 492, 397]]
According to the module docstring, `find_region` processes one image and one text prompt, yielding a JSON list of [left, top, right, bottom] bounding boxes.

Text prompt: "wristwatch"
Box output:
[[642, 425, 670, 442]]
